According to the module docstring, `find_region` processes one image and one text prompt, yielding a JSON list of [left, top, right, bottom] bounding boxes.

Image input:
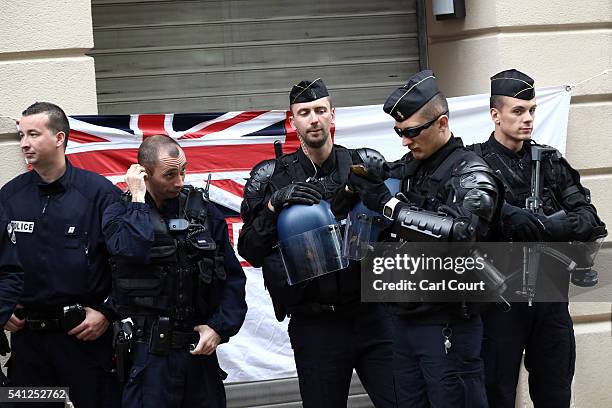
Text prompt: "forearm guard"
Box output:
[[391, 205, 455, 241], [391, 203, 483, 242]]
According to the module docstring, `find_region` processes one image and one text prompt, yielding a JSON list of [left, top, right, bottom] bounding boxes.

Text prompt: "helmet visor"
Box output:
[[278, 224, 348, 285]]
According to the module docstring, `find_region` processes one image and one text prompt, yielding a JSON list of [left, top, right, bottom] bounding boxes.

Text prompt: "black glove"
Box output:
[[347, 171, 392, 213], [269, 182, 324, 212], [536, 214, 575, 241], [330, 185, 359, 219], [501, 203, 543, 241]]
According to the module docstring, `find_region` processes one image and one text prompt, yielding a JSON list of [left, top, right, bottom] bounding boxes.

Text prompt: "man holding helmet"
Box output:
[[238, 79, 396, 407]]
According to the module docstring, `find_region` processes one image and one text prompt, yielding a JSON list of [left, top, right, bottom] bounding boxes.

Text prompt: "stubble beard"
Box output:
[[299, 129, 329, 149]]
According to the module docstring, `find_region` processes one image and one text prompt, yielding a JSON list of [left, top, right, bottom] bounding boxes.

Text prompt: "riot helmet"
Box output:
[[277, 200, 347, 285]]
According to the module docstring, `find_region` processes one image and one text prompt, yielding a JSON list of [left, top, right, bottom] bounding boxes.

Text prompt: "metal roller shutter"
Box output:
[[90, 0, 426, 114]]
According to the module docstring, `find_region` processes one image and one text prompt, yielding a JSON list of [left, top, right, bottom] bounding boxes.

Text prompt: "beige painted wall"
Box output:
[[0, 0, 98, 183], [426, 1, 611, 407]]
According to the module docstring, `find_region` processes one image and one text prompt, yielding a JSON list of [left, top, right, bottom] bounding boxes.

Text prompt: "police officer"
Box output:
[[0, 102, 121, 406], [468, 69, 606, 408], [102, 135, 247, 407], [344, 70, 502, 407], [238, 79, 397, 407]]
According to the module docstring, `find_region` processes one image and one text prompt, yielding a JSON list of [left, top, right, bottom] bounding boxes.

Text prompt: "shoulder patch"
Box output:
[[6, 222, 16, 245]]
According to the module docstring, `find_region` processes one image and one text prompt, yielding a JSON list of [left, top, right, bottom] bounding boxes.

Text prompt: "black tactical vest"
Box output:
[[277, 147, 352, 200], [472, 139, 568, 215], [391, 140, 474, 212], [387, 138, 499, 319], [261, 146, 360, 320], [111, 187, 226, 322]]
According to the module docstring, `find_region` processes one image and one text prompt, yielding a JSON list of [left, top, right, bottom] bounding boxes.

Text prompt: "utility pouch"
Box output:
[[148, 316, 171, 355]]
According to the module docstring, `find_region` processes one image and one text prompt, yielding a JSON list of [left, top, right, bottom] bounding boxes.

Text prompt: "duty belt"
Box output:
[[19, 304, 86, 332], [136, 329, 200, 349], [170, 331, 200, 349], [25, 318, 63, 331]]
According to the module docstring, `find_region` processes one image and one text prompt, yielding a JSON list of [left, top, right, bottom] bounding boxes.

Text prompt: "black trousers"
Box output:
[[122, 340, 226, 408], [481, 302, 575, 408], [288, 303, 397, 408], [391, 315, 488, 408], [5, 328, 120, 408]]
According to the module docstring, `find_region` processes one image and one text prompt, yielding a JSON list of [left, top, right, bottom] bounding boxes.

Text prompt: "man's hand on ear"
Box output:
[[125, 164, 147, 202]]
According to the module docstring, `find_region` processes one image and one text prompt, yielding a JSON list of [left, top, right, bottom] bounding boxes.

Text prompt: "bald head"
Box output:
[[138, 135, 183, 171]]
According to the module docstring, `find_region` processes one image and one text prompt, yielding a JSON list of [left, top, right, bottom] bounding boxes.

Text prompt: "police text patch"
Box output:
[[10, 221, 35, 233]]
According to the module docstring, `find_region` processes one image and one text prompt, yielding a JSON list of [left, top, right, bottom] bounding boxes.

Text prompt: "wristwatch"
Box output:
[[382, 197, 401, 220]]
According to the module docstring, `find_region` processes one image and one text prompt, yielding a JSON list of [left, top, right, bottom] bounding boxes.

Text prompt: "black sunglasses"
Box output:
[[393, 111, 449, 139]]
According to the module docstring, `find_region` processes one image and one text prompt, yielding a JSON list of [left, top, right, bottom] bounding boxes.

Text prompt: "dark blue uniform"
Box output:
[[239, 146, 397, 408], [470, 135, 605, 408], [103, 191, 247, 408], [0, 160, 121, 408]]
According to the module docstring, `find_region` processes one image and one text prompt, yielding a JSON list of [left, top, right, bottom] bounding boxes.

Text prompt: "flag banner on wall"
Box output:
[[66, 86, 570, 382]]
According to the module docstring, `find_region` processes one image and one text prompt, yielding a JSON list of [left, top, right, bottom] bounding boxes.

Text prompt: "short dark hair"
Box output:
[[138, 135, 181, 171], [417, 92, 449, 120], [490, 95, 505, 110], [22, 102, 70, 148]]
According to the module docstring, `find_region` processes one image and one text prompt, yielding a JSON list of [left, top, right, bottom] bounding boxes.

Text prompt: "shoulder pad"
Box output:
[[241, 159, 276, 222], [449, 155, 502, 223], [452, 154, 493, 177], [353, 148, 388, 179], [245, 159, 276, 198], [459, 169, 500, 193], [450, 158, 503, 223], [452, 155, 500, 193]]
